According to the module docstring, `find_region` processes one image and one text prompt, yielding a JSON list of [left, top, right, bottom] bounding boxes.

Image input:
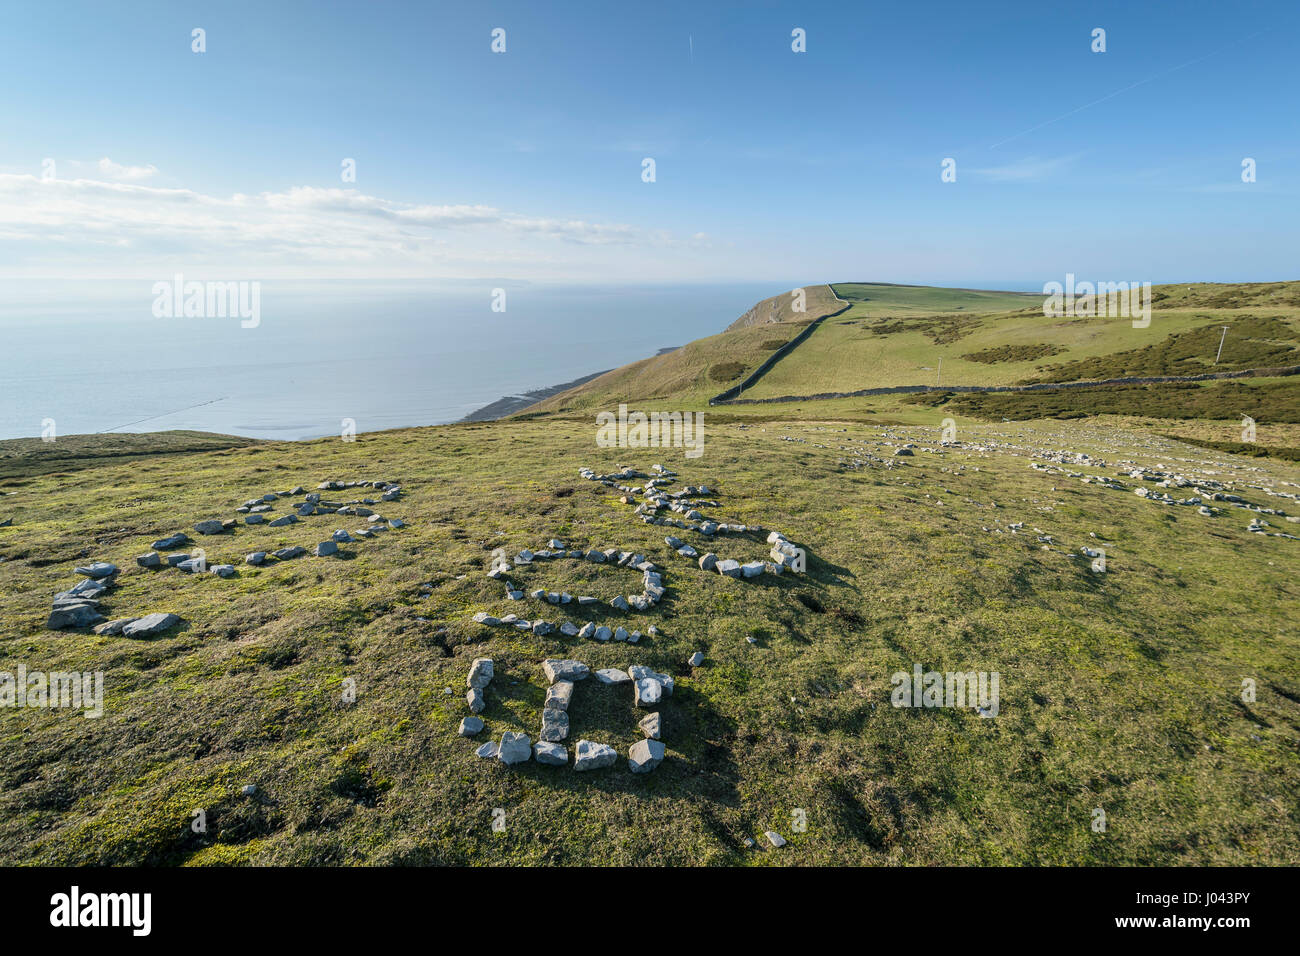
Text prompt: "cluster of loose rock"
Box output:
[[46, 561, 181, 636], [460, 657, 667, 773], [580, 465, 807, 582], [460, 463, 805, 782], [132, 479, 410, 574], [488, 537, 667, 615], [1025, 458, 1299, 540], [473, 610, 646, 643]]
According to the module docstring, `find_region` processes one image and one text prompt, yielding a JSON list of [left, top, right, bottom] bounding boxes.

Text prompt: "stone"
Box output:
[[467, 658, 494, 689], [532, 620, 555, 636], [194, 520, 225, 535], [629, 665, 674, 696], [47, 604, 105, 629], [497, 731, 532, 766], [315, 540, 339, 556], [634, 677, 663, 708], [458, 716, 484, 736], [539, 708, 569, 742], [613, 626, 630, 642], [476, 741, 499, 759], [74, 562, 118, 579], [741, 561, 765, 579], [176, 557, 206, 574], [573, 739, 618, 772], [136, 552, 162, 568], [765, 830, 787, 848], [152, 533, 189, 550], [698, 552, 717, 572], [585, 549, 606, 563], [559, 621, 580, 637], [388, 518, 405, 530], [628, 738, 666, 773], [717, 559, 743, 578], [268, 515, 297, 527], [472, 612, 500, 626], [122, 612, 181, 637], [676, 545, 698, 559], [542, 659, 590, 683], [893, 447, 914, 457], [610, 596, 630, 612], [246, 552, 267, 565], [273, 546, 306, 560], [533, 741, 568, 766], [639, 712, 661, 739], [595, 668, 631, 685], [165, 552, 190, 567], [93, 618, 139, 636], [689, 651, 704, 666], [210, 564, 236, 578], [545, 681, 575, 711], [244, 514, 265, 525], [467, 688, 485, 713], [593, 625, 613, 642]]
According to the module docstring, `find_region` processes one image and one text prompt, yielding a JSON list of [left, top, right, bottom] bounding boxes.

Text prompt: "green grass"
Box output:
[[830, 282, 1040, 315], [1, 414, 1297, 865], [0, 431, 260, 480], [918, 377, 1300, 423], [730, 284, 1300, 401], [1025, 314, 1300, 383]]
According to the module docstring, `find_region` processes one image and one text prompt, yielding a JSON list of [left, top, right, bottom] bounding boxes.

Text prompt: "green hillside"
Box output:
[[738, 284, 1300, 400], [2, 279, 1298, 868], [1, 416, 1297, 865]]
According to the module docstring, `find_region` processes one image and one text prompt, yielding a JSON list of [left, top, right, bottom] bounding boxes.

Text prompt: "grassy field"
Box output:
[[527, 284, 845, 414], [0, 431, 260, 481], [737, 283, 1300, 400], [3, 280, 1298, 867], [1, 415, 1297, 865]]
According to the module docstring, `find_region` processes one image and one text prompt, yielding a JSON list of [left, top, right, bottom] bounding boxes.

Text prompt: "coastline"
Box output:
[[459, 346, 680, 422]]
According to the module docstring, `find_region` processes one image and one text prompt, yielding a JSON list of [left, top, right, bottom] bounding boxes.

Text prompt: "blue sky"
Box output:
[[1, 0, 1296, 285]]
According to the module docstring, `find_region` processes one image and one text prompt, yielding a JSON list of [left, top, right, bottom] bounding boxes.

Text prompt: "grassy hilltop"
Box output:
[[0, 280, 1298, 866]]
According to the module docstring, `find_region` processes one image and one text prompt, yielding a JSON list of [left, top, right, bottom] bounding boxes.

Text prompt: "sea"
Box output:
[[0, 279, 783, 441]]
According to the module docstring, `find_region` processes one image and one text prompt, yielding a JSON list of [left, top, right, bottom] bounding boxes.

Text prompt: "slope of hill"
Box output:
[[1, 416, 1296, 865], [3, 280, 1298, 869], [725, 283, 845, 330], [526, 285, 846, 414], [736, 283, 1300, 401]]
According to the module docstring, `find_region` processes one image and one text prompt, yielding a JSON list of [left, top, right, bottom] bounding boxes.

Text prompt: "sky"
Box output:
[[1, 0, 1297, 286]]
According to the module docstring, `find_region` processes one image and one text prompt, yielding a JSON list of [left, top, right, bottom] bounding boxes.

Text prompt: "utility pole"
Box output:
[[1214, 326, 1229, 365]]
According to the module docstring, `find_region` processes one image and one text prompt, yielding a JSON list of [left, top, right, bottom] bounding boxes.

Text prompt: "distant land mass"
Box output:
[[460, 347, 680, 421]]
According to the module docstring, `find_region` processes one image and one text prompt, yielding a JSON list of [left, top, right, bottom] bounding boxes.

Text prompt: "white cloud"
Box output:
[[0, 173, 708, 279], [96, 157, 159, 181]]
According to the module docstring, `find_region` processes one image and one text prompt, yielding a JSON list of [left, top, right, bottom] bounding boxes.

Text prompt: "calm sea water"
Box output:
[[0, 280, 781, 441]]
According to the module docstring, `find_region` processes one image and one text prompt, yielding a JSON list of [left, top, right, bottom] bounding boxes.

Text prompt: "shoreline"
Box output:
[[459, 346, 680, 422]]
